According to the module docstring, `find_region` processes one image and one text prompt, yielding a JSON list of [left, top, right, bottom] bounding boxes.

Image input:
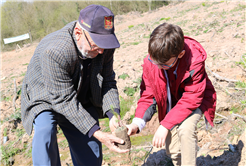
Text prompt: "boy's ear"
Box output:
[[178, 50, 185, 58]]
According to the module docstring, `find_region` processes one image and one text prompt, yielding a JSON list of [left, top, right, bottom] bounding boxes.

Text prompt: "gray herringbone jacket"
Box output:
[[21, 21, 120, 135]]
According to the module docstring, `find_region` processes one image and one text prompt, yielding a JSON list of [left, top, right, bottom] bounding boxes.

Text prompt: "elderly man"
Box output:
[[21, 4, 128, 166]]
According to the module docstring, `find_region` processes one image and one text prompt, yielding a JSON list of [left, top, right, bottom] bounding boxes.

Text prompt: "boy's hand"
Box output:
[[109, 115, 122, 133], [93, 130, 129, 153], [126, 123, 139, 136], [152, 125, 168, 148]]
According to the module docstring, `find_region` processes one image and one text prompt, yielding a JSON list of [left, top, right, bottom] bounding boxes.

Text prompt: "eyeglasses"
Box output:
[[148, 55, 178, 69], [83, 30, 101, 51]]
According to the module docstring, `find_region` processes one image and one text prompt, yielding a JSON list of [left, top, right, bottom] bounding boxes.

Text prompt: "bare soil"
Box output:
[[1, 1, 245, 166]]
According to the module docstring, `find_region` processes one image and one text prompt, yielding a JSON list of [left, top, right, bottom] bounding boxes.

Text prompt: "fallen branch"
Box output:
[[236, 64, 246, 72], [227, 87, 246, 91], [224, 51, 230, 57], [213, 80, 232, 96], [12, 133, 27, 146], [233, 32, 239, 38], [231, 113, 246, 123], [210, 31, 215, 41], [25, 141, 32, 154], [206, 65, 238, 82], [241, 54, 246, 66], [235, 54, 246, 73], [215, 112, 229, 120], [0, 101, 12, 111], [12, 79, 17, 112], [131, 145, 153, 151]]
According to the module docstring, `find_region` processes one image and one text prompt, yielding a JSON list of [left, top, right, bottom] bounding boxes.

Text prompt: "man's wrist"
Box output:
[[88, 125, 100, 138], [93, 129, 103, 140]]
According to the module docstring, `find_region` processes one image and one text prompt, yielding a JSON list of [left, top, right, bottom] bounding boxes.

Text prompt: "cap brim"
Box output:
[[88, 32, 120, 49]]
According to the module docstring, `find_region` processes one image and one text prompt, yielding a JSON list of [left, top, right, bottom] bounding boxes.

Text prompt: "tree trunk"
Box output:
[[148, 0, 151, 12], [110, 0, 112, 11]]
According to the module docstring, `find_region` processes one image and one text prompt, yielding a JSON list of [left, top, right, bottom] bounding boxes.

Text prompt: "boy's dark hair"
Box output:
[[148, 23, 184, 64]]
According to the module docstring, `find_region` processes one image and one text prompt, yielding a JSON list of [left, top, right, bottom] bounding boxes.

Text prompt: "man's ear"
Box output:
[[178, 50, 185, 58], [74, 26, 82, 41]]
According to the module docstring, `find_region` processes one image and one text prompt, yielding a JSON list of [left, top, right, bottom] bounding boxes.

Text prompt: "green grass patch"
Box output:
[[230, 4, 246, 12], [99, 118, 110, 132], [203, 29, 209, 33], [130, 134, 153, 146], [209, 19, 219, 28], [124, 87, 137, 96], [236, 54, 246, 68], [132, 41, 141, 45], [153, 21, 160, 25], [58, 139, 69, 150], [3, 109, 22, 122], [178, 5, 200, 15], [3, 128, 8, 137], [103, 153, 111, 162], [3, 96, 11, 102], [227, 120, 245, 140], [235, 81, 246, 88], [20, 72, 26, 77], [133, 77, 142, 89], [118, 73, 129, 80], [128, 25, 134, 29], [24, 146, 32, 158], [160, 17, 171, 21], [138, 23, 145, 27], [12, 128, 26, 138], [1, 142, 21, 165], [143, 34, 150, 38], [241, 100, 246, 105], [120, 96, 134, 118], [176, 20, 188, 26], [184, 32, 190, 36], [60, 151, 70, 160], [229, 105, 241, 114]]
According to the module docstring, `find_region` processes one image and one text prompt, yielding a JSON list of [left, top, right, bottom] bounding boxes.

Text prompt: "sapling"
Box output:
[[110, 105, 122, 127]]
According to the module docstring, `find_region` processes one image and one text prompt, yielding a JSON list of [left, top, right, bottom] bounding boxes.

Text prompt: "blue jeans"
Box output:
[[32, 108, 102, 166]]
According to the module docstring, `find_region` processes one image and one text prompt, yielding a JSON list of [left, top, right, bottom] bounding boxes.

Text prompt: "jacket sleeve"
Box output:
[[101, 49, 120, 115], [135, 62, 157, 123], [161, 61, 206, 130], [42, 49, 97, 135]]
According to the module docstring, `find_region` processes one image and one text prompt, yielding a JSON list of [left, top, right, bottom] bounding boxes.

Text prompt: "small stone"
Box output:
[[3, 136, 8, 144]]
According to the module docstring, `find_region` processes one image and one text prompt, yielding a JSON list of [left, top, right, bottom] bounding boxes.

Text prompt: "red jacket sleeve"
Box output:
[[135, 65, 157, 121]]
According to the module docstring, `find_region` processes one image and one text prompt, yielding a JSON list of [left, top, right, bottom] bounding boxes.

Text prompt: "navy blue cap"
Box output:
[[78, 5, 120, 49]]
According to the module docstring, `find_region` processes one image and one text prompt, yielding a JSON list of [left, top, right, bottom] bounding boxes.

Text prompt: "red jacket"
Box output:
[[135, 36, 216, 130]]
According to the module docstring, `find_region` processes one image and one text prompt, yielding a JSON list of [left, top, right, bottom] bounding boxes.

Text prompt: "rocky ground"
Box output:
[[1, 1, 246, 166]]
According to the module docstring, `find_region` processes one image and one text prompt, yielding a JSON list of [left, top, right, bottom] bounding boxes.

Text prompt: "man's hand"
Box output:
[[126, 123, 139, 136], [152, 125, 168, 148], [93, 130, 129, 153], [109, 115, 122, 133]]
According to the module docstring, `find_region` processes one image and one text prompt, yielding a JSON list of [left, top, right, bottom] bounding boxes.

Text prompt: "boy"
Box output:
[[127, 23, 216, 165]]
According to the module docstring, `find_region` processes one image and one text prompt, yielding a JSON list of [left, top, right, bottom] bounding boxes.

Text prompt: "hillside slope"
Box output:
[[1, 1, 245, 166]]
